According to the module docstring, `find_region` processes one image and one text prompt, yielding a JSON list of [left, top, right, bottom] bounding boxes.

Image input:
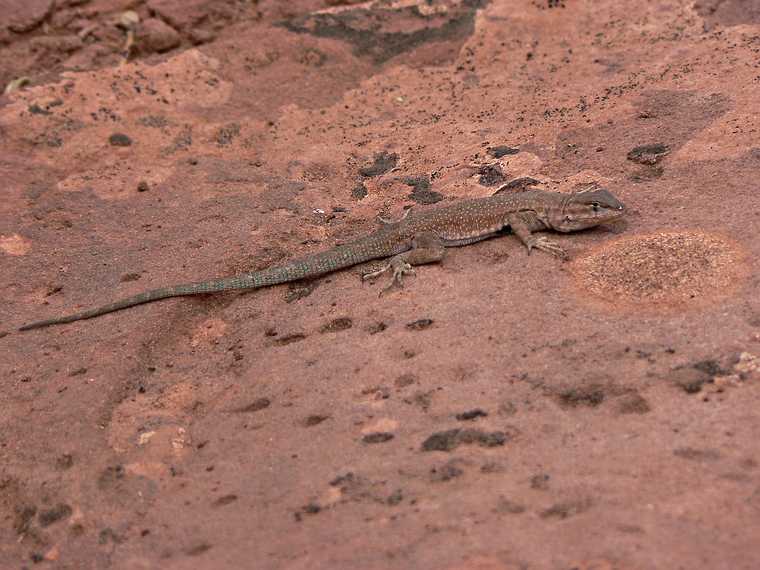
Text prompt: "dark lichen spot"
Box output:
[[285, 282, 317, 303], [13, 505, 36, 535], [359, 152, 398, 177], [38, 504, 72, 527], [274, 333, 306, 346], [233, 398, 271, 413], [185, 543, 212, 556], [495, 497, 526, 514], [109, 133, 132, 146], [693, 359, 727, 376], [320, 317, 353, 333], [670, 366, 711, 394], [303, 414, 329, 427], [494, 177, 542, 193], [673, 447, 721, 462], [558, 386, 605, 408], [455, 409, 488, 421], [627, 143, 669, 165], [406, 318, 433, 330], [487, 145, 520, 158], [366, 321, 388, 334], [97, 465, 125, 489], [421, 428, 508, 452], [55, 453, 74, 470], [617, 392, 651, 414], [362, 432, 394, 444], [395, 373, 416, 388], [540, 499, 592, 520], [216, 123, 240, 146], [477, 164, 507, 186], [386, 489, 403, 505], [530, 473, 550, 490], [430, 462, 464, 482], [213, 494, 238, 507], [403, 176, 443, 204], [351, 184, 368, 200]]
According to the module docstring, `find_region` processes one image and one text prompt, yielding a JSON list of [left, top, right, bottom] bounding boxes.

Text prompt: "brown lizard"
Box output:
[[18, 186, 625, 331]]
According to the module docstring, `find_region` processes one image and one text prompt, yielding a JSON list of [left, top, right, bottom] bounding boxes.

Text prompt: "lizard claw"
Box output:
[[374, 259, 415, 296], [362, 264, 389, 281], [526, 237, 568, 260]]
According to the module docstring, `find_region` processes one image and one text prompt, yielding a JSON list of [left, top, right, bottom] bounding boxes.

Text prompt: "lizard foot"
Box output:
[[363, 258, 415, 294], [527, 236, 568, 260]]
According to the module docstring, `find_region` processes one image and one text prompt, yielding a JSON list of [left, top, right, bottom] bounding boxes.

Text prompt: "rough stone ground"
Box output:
[[2, 0, 760, 568]]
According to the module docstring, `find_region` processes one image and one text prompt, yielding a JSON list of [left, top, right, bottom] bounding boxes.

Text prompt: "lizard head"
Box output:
[[548, 187, 625, 232]]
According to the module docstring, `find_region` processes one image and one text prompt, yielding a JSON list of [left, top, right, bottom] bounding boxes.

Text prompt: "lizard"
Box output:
[[18, 185, 625, 331]]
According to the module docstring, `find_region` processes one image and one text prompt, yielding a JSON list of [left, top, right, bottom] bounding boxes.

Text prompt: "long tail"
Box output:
[[19, 233, 399, 331]]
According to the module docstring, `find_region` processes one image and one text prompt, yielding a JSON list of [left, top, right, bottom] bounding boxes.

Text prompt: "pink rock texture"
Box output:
[[2, 0, 760, 568]]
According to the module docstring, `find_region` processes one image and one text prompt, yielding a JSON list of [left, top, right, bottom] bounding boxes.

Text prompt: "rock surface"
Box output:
[[3, 0, 760, 568]]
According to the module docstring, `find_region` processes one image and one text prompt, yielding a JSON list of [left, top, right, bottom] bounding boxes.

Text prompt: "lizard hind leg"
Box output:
[[362, 231, 446, 294]]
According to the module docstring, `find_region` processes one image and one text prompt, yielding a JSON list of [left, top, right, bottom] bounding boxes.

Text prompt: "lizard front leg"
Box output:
[[506, 213, 568, 260], [362, 231, 446, 293]]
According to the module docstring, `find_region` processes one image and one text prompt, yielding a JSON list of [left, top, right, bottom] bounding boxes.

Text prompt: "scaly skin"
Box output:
[[19, 186, 625, 330]]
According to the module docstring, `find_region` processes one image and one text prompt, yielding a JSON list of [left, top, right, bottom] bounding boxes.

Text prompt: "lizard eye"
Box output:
[[591, 202, 600, 212]]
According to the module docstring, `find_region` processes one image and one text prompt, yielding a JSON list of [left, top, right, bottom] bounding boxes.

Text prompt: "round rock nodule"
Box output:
[[573, 231, 746, 307]]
